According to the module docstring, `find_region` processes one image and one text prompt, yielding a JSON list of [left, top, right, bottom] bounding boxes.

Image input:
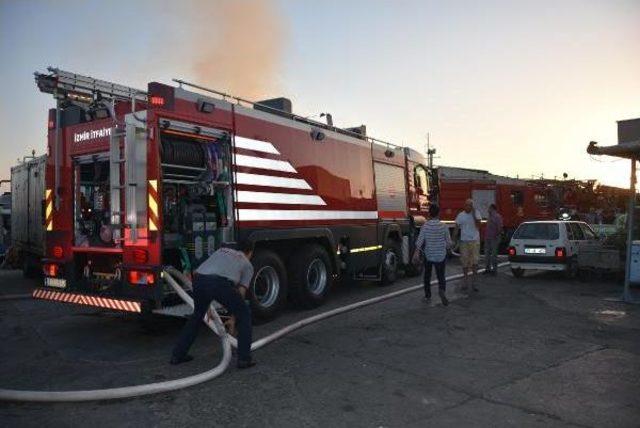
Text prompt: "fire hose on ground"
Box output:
[[0, 262, 509, 402]]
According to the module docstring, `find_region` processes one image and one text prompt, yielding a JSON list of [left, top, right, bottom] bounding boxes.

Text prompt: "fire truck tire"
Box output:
[[249, 250, 288, 321], [289, 244, 333, 309], [380, 240, 401, 286]]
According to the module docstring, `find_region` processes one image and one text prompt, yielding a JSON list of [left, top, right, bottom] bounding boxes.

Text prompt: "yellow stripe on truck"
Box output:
[[148, 180, 158, 231], [45, 188, 53, 231], [148, 193, 158, 217], [337, 245, 383, 255]]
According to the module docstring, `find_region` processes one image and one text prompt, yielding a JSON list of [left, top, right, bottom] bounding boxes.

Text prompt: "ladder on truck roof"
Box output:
[[35, 67, 148, 103]]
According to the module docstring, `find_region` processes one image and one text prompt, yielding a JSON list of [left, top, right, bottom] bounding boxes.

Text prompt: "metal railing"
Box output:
[[172, 78, 404, 151]]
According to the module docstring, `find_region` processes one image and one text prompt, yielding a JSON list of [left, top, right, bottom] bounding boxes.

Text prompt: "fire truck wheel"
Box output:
[[249, 250, 288, 321], [289, 244, 333, 309], [380, 241, 401, 286]]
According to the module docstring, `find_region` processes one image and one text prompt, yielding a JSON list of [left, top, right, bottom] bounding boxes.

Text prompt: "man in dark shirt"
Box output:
[[171, 240, 256, 369], [484, 204, 503, 275]]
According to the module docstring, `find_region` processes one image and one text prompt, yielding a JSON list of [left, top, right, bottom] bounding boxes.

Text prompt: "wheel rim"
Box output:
[[253, 266, 280, 308], [307, 258, 328, 296], [385, 249, 398, 275]]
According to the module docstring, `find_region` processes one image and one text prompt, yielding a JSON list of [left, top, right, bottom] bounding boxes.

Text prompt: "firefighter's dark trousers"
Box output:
[[172, 274, 252, 362]]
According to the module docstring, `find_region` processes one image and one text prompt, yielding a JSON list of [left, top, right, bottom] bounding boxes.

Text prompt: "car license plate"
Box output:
[[524, 248, 546, 254], [45, 277, 67, 289]]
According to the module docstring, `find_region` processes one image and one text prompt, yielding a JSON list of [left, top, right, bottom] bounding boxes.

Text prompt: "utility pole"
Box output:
[[425, 133, 436, 170], [623, 158, 637, 303]]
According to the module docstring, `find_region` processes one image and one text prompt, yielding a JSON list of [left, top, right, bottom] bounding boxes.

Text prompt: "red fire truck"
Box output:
[[431, 166, 552, 243], [32, 68, 431, 321]]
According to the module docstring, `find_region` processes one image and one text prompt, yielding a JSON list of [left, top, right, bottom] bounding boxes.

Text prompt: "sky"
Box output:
[[1, 0, 639, 191]]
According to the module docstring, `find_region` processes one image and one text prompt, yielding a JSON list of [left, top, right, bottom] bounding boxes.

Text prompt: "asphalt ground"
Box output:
[[0, 259, 639, 427]]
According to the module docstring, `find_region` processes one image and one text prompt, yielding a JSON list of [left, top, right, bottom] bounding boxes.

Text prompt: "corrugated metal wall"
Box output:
[[11, 156, 46, 253], [374, 162, 407, 212]]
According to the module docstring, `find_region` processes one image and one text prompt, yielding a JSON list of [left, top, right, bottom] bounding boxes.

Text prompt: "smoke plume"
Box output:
[[184, 0, 286, 100]]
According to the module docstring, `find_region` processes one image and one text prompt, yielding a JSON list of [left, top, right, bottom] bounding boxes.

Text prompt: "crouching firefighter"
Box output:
[[171, 240, 256, 369]]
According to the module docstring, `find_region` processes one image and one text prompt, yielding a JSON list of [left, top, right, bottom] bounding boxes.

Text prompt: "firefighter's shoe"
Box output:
[[237, 359, 256, 370], [170, 354, 194, 365]]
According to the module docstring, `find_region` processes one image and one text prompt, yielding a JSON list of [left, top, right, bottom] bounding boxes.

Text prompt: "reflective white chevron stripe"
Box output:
[[238, 209, 378, 221], [234, 172, 312, 190], [237, 191, 326, 205], [234, 136, 280, 154], [235, 154, 297, 173]]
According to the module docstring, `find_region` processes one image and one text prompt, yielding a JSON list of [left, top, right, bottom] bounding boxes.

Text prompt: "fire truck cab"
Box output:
[[33, 68, 430, 321]]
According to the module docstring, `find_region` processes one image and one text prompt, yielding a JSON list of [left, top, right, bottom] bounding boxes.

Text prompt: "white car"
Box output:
[[507, 220, 598, 278]]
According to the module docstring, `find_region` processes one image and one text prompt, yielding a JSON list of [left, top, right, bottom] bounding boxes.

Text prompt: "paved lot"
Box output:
[[1, 262, 639, 427]]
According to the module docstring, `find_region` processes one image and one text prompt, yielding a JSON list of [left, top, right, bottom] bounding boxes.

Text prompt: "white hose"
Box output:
[[193, 262, 509, 351], [0, 262, 508, 402], [0, 270, 232, 402]]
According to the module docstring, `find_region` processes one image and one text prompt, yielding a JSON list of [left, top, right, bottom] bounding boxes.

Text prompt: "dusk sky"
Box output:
[[1, 0, 639, 190]]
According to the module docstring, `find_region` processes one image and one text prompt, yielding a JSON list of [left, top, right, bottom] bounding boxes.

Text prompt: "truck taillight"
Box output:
[[44, 263, 58, 277], [507, 246, 516, 257], [555, 247, 566, 259], [132, 249, 148, 264], [128, 271, 155, 285], [53, 246, 64, 259]]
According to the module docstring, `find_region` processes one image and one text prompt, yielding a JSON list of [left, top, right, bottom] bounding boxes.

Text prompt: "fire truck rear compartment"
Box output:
[[159, 131, 233, 273], [74, 157, 115, 248], [72, 251, 123, 292]]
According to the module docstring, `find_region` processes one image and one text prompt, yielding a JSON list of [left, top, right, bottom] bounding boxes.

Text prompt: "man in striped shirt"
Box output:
[[413, 204, 452, 306]]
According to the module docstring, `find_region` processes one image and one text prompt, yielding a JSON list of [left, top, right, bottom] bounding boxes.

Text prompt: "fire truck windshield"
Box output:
[[414, 165, 429, 196]]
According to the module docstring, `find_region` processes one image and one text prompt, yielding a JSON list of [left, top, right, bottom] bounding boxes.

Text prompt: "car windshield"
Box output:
[[513, 223, 559, 240]]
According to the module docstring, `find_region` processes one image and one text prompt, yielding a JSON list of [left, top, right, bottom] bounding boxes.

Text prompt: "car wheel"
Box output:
[[380, 240, 401, 286], [563, 259, 578, 280], [511, 268, 524, 278], [289, 244, 333, 309], [249, 250, 288, 321]]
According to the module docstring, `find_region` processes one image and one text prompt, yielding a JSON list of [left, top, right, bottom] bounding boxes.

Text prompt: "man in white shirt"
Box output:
[[455, 199, 481, 292]]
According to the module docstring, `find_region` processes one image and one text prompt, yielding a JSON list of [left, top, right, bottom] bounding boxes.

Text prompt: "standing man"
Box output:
[[413, 204, 452, 306], [171, 240, 256, 369], [455, 199, 481, 292], [483, 204, 503, 275]]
